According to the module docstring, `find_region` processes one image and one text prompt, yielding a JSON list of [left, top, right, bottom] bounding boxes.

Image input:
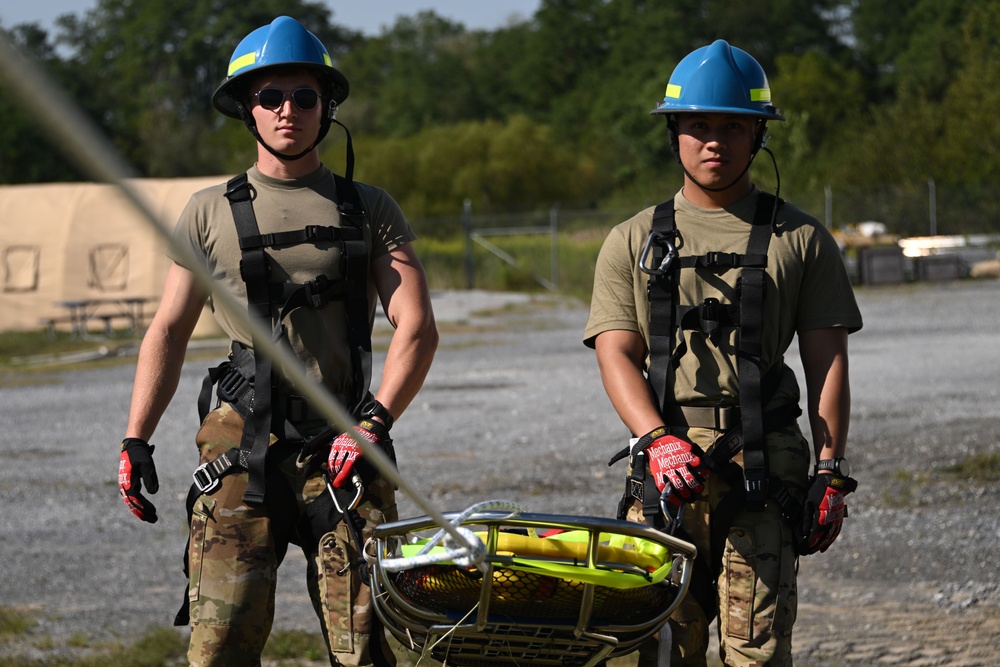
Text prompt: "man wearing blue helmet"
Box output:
[[585, 41, 863, 666], [117, 16, 438, 666]]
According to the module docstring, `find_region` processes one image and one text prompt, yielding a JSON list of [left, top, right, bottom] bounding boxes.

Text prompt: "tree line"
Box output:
[[3, 0, 1000, 235]]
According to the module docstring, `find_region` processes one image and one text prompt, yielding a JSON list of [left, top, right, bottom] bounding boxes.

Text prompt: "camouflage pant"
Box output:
[[186, 403, 397, 667], [628, 425, 810, 667]]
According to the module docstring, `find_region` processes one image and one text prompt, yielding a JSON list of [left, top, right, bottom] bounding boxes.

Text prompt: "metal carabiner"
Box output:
[[659, 493, 686, 537], [638, 230, 680, 276], [327, 471, 364, 513]]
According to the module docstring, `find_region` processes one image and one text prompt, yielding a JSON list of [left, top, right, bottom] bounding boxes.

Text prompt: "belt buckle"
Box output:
[[192, 462, 220, 494]]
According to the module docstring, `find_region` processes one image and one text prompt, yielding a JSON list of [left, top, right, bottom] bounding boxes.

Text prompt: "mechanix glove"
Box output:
[[799, 473, 858, 555], [327, 419, 389, 489], [641, 426, 710, 504], [119, 438, 159, 523]]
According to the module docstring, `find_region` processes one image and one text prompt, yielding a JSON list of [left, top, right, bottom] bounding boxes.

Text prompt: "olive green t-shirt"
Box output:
[[584, 187, 862, 408], [170, 164, 415, 398]]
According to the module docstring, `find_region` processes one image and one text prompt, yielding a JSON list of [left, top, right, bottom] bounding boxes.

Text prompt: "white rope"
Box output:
[[378, 499, 524, 572]]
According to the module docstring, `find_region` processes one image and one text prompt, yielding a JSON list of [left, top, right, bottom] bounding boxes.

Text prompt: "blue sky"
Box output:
[[1, 1, 542, 35]]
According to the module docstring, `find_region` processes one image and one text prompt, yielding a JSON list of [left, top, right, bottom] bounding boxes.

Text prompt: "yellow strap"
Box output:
[[398, 530, 673, 589]]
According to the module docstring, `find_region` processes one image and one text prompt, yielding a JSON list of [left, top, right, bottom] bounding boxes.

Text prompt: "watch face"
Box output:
[[819, 458, 850, 476]]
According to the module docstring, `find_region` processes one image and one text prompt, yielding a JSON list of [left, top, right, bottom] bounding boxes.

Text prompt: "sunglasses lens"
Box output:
[[256, 89, 284, 110], [292, 89, 319, 110]]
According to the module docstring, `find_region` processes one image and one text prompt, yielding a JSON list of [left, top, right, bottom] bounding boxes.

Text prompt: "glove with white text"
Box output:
[[799, 473, 858, 555], [640, 427, 710, 504], [119, 438, 159, 523], [327, 419, 389, 489]]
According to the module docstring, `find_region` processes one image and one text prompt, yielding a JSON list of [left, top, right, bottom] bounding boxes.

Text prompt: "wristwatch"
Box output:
[[361, 399, 394, 431], [816, 457, 850, 477]]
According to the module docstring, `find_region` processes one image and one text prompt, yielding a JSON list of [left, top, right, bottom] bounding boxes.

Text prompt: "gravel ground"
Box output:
[[1, 281, 998, 665]]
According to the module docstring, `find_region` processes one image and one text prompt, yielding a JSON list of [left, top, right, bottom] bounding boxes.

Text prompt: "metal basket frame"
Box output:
[[370, 511, 697, 667]]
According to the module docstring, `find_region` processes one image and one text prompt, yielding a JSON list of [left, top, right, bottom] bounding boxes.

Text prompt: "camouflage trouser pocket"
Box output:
[[720, 518, 796, 667], [319, 530, 354, 654], [188, 495, 216, 605]]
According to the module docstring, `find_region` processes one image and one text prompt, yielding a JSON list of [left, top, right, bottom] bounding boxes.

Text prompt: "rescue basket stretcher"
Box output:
[[368, 505, 697, 666]]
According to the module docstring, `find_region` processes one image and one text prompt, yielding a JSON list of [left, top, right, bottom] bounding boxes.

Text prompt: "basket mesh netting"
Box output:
[[390, 563, 676, 625]]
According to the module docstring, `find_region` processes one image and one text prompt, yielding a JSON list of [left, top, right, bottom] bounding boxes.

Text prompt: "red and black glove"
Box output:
[[641, 426, 710, 504], [327, 419, 388, 489], [119, 438, 159, 523], [799, 474, 857, 554]]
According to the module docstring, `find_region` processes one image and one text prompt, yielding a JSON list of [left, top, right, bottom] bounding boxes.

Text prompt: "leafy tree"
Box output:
[[0, 23, 89, 183], [344, 115, 605, 219], [850, 0, 968, 101], [49, 0, 354, 176], [336, 12, 485, 137]]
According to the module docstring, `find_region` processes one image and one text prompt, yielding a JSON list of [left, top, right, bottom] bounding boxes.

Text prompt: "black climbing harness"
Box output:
[[190, 170, 374, 506]]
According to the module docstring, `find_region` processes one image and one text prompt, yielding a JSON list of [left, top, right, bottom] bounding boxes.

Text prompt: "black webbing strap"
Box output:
[[225, 173, 274, 506], [645, 200, 681, 413], [239, 224, 363, 251], [735, 193, 778, 511]]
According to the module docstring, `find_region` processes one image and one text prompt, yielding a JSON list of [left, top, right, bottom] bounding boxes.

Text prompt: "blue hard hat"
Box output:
[[213, 16, 349, 118], [651, 40, 784, 121]]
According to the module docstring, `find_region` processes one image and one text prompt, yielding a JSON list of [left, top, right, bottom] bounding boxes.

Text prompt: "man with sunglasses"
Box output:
[[584, 41, 862, 666], [117, 16, 438, 667]]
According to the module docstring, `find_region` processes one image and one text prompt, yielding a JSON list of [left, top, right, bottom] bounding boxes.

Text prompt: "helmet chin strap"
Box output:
[[681, 156, 755, 193], [235, 99, 337, 162], [669, 117, 765, 194]]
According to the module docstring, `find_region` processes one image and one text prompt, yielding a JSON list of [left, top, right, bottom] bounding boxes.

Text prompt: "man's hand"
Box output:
[[641, 427, 710, 503], [327, 419, 387, 488], [119, 438, 159, 523], [800, 474, 857, 554]]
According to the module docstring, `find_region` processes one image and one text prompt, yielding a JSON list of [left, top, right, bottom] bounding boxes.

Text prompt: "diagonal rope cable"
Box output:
[[0, 34, 484, 564]]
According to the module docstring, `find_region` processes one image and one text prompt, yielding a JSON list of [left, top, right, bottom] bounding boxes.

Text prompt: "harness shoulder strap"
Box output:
[[737, 192, 780, 511], [224, 173, 273, 506], [645, 200, 679, 413]]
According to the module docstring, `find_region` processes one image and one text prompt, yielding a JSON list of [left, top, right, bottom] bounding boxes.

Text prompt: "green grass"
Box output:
[[881, 452, 1000, 507], [940, 451, 1000, 481], [0, 329, 124, 365], [414, 231, 604, 303], [260, 629, 329, 662], [0, 608, 35, 644]]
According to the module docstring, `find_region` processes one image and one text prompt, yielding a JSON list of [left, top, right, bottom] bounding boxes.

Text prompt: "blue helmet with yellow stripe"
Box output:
[[213, 16, 349, 119], [651, 40, 784, 121]]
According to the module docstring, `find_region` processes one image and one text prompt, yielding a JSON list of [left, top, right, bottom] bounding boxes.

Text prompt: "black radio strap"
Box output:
[[333, 173, 373, 414]]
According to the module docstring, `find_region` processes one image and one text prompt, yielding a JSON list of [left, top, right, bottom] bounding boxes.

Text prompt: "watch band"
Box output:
[[361, 399, 394, 431]]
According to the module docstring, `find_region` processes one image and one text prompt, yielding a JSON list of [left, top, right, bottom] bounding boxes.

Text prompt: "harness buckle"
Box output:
[[305, 225, 336, 242], [744, 472, 769, 512], [192, 462, 221, 494], [639, 230, 682, 276], [217, 366, 252, 405], [705, 251, 740, 267]]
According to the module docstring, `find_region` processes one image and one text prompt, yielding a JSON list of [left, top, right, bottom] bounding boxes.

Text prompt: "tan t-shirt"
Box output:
[[170, 164, 415, 398], [584, 187, 862, 409]]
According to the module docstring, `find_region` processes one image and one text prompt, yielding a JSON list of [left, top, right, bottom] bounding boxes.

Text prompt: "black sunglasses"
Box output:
[[253, 88, 321, 111]]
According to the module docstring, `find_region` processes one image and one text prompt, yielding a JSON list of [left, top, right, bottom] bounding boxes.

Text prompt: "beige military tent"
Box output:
[[0, 176, 229, 337]]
